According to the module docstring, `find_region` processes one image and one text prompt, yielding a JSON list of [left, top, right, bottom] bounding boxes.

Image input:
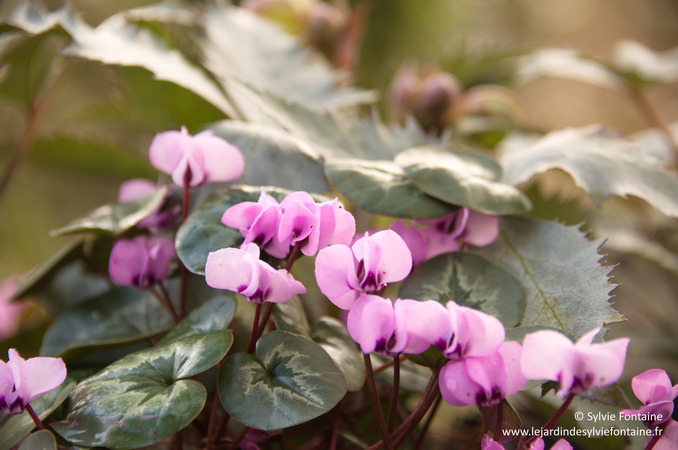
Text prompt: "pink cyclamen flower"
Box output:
[[278, 192, 356, 257], [109, 236, 176, 289], [149, 126, 244, 187], [521, 328, 629, 397], [205, 243, 305, 304], [444, 301, 506, 360], [481, 435, 572, 450], [419, 208, 499, 261], [621, 369, 678, 428], [653, 419, 678, 450], [439, 341, 525, 407], [346, 295, 452, 355], [222, 191, 356, 259], [118, 178, 178, 231], [0, 349, 66, 415], [315, 230, 412, 310], [0, 277, 26, 340]]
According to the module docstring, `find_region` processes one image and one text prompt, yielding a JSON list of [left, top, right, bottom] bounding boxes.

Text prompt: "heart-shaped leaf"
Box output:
[[158, 295, 237, 345], [50, 186, 168, 236], [324, 158, 457, 219], [310, 317, 365, 392], [53, 332, 232, 448], [218, 331, 346, 430], [395, 146, 531, 214], [40, 286, 175, 358], [398, 253, 525, 328]]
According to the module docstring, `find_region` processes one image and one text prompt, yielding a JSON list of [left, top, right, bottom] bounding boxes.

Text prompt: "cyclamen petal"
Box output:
[[521, 328, 629, 397], [109, 236, 175, 289], [445, 301, 505, 359], [315, 230, 412, 309], [346, 295, 395, 354], [621, 369, 678, 427], [0, 349, 66, 416], [392, 299, 452, 355], [150, 127, 244, 187], [205, 244, 304, 304], [439, 341, 525, 407]]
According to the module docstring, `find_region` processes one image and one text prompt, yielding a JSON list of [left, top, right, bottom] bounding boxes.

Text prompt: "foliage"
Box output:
[[1, 1, 678, 449]]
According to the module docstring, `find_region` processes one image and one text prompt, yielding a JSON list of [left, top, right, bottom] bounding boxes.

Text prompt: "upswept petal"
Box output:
[[392, 299, 451, 355], [631, 369, 677, 405], [521, 330, 576, 390], [109, 238, 149, 287], [347, 295, 395, 354], [315, 245, 360, 310], [460, 210, 499, 246], [19, 356, 67, 404], [446, 302, 505, 358], [205, 247, 254, 292], [194, 130, 245, 182], [576, 337, 629, 390], [317, 200, 356, 249], [149, 129, 188, 175], [365, 230, 412, 284]]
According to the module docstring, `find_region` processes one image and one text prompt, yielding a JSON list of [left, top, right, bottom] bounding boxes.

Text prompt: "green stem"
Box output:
[[387, 356, 400, 432], [364, 353, 393, 450]]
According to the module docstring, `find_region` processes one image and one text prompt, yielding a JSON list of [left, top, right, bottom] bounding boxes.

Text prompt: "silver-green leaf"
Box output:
[[395, 146, 532, 214], [472, 216, 623, 340], [500, 126, 678, 218], [218, 331, 346, 430], [53, 332, 232, 449]]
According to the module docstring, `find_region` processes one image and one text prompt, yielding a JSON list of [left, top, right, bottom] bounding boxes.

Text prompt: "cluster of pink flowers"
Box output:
[[205, 190, 356, 304], [108, 127, 247, 290]]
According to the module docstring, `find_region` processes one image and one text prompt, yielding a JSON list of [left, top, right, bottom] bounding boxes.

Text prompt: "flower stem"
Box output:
[[254, 302, 274, 342], [387, 356, 401, 432], [364, 353, 393, 450], [25, 403, 46, 431], [367, 369, 440, 450], [178, 173, 192, 319], [151, 285, 180, 323], [247, 303, 263, 354], [284, 242, 303, 272], [414, 395, 442, 450], [523, 393, 575, 448]]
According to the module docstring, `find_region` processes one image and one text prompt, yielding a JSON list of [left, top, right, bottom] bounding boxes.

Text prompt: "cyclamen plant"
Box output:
[[2, 1, 678, 449]]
